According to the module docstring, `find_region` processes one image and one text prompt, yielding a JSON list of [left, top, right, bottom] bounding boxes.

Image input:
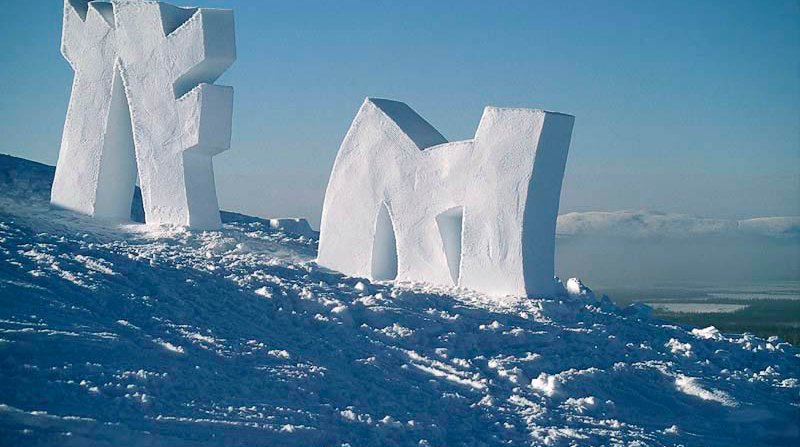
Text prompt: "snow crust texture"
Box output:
[[319, 98, 574, 298], [1, 155, 799, 446], [51, 0, 235, 230]]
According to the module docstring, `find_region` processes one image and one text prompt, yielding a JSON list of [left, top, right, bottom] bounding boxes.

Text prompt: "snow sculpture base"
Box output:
[[51, 0, 235, 230], [318, 98, 574, 298]]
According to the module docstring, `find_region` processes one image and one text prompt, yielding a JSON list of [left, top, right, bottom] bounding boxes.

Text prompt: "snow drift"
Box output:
[[0, 154, 798, 446]]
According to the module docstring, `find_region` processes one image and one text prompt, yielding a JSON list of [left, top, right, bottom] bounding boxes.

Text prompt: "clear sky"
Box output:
[[1, 0, 798, 228]]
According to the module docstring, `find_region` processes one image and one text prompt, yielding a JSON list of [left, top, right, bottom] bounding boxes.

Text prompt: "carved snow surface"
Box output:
[[318, 98, 574, 297], [51, 0, 236, 230]]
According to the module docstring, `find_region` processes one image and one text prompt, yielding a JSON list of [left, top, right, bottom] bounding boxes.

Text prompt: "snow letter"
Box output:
[[52, 0, 235, 229], [318, 98, 574, 297]]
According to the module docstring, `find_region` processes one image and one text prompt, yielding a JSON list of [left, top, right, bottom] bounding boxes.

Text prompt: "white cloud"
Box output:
[[557, 210, 799, 239]]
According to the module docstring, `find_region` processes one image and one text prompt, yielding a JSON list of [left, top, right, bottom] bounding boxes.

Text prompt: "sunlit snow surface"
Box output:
[[0, 155, 799, 446]]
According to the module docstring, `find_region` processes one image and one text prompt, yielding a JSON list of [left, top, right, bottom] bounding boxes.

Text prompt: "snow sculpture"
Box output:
[[51, 0, 235, 229], [318, 98, 574, 297]]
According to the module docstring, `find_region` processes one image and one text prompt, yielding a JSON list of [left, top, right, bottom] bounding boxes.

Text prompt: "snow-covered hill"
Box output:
[[0, 154, 798, 446]]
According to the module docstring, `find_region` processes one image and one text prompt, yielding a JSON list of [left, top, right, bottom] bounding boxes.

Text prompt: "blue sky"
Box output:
[[1, 0, 798, 227]]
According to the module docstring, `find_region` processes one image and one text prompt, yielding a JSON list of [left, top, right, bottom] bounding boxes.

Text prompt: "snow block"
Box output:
[[318, 98, 574, 297], [51, 0, 236, 230], [269, 218, 316, 238]]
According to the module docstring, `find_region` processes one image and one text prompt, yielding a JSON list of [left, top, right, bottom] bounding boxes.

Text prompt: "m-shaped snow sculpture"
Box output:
[[51, 0, 235, 229], [318, 98, 574, 297]]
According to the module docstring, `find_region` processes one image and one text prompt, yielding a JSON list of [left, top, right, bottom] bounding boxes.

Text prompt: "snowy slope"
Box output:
[[0, 154, 798, 446]]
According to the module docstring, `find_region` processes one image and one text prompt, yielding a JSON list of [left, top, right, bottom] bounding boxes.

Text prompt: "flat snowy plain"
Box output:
[[0, 154, 798, 446]]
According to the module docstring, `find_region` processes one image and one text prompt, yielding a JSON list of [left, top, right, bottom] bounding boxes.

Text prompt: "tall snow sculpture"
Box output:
[[318, 98, 574, 297], [51, 0, 235, 229]]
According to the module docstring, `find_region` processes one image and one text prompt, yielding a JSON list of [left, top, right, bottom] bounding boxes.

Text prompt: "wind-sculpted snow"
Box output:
[[0, 155, 799, 446]]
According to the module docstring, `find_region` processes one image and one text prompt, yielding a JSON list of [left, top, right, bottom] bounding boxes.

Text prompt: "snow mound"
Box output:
[[0, 154, 798, 446]]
